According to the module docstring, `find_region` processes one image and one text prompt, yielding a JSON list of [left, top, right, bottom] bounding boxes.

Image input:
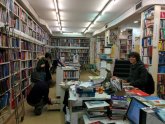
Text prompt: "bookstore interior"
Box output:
[[1, 0, 165, 124]]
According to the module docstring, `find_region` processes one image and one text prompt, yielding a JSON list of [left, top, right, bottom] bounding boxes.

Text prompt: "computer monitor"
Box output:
[[126, 97, 148, 124]]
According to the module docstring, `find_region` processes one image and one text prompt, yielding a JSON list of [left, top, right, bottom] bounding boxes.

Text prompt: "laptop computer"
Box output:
[[126, 97, 149, 124]]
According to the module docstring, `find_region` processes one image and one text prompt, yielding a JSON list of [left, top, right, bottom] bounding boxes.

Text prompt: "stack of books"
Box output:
[[110, 96, 128, 120], [84, 101, 109, 120]]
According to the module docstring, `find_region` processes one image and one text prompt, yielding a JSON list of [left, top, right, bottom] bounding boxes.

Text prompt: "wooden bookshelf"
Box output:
[[141, 7, 154, 71], [118, 29, 133, 60], [120, 39, 127, 59], [157, 7, 165, 99], [140, 5, 165, 97], [51, 37, 90, 65], [0, 0, 49, 43], [0, 1, 50, 123]]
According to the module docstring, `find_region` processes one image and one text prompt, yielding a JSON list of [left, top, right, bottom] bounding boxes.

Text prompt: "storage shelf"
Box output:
[[0, 1, 51, 123]]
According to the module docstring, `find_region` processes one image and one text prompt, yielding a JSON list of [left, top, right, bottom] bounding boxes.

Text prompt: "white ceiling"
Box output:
[[27, 0, 141, 34]]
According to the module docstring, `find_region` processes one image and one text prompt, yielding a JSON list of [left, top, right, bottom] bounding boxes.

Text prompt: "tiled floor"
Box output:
[[19, 70, 96, 124]]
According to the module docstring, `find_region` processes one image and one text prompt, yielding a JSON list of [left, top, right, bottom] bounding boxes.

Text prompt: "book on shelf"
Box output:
[[0, 92, 10, 109], [0, 33, 9, 47], [142, 56, 152, 65], [0, 64, 9, 78], [0, 78, 9, 95], [158, 41, 165, 51], [144, 28, 153, 37], [160, 20, 165, 29], [160, 29, 165, 39], [160, 11, 165, 19], [142, 37, 152, 47], [144, 19, 154, 27], [0, 50, 9, 63]]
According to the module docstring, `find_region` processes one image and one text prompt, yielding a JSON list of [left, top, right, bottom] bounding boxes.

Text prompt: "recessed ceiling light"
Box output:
[[134, 20, 139, 23]]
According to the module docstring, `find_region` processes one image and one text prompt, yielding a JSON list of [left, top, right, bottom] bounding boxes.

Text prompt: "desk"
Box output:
[[68, 89, 111, 124], [68, 88, 129, 124], [83, 115, 129, 124]]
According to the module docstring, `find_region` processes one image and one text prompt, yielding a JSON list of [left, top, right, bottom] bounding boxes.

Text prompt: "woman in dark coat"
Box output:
[[123, 52, 148, 91]]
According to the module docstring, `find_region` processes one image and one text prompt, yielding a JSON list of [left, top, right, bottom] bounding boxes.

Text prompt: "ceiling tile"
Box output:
[[60, 11, 97, 21], [46, 20, 58, 26], [62, 27, 85, 33], [36, 10, 57, 20], [58, 0, 109, 12], [61, 21, 90, 28], [28, 0, 54, 9]]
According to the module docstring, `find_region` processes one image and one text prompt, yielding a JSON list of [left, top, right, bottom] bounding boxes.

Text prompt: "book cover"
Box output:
[[155, 108, 165, 123], [127, 89, 149, 96], [144, 96, 161, 101], [149, 99, 165, 106]]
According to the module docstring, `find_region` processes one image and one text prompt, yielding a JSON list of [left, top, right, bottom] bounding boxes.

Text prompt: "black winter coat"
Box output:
[[27, 81, 51, 105], [126, 61, 148, 91]]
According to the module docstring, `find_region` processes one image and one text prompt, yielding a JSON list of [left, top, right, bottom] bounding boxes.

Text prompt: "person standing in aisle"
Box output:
[[50, 56, 65, 74], [36, 53, 56, 86], [45, 52, 53, 82]]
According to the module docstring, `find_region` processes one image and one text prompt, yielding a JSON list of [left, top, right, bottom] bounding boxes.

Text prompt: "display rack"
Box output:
[[56, 66, 80, 111]]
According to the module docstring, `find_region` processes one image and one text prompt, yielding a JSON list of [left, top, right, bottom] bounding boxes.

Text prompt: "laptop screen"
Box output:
[[126, 98, 148, 124]]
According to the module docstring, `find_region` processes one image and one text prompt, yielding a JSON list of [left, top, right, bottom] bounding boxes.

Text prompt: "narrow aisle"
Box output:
[[21, 70, 97, 124]]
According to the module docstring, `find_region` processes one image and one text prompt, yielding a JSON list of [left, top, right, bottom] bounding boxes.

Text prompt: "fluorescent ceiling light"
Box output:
[[50, 2, 54, 9], [53, 0, 62, 32], [54, 0, 58, 12], [57, 14, 60, 22], [55, 21, 58, 26], [90, 23, 95, 28], [104, 0, 117, 12], [63, 32, 82, 35], [84, 0, 112, 34], [134, 20, 139, 23], [96, 0, 109, 11], [95, 15, 101, 22]]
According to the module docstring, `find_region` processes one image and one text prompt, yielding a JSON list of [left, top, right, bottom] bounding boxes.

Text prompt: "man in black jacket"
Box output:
[[45, 52, 52, 82], [28, 57, 53, 115], [123, 52, 148, 92], [27, 80, 52, 115]]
